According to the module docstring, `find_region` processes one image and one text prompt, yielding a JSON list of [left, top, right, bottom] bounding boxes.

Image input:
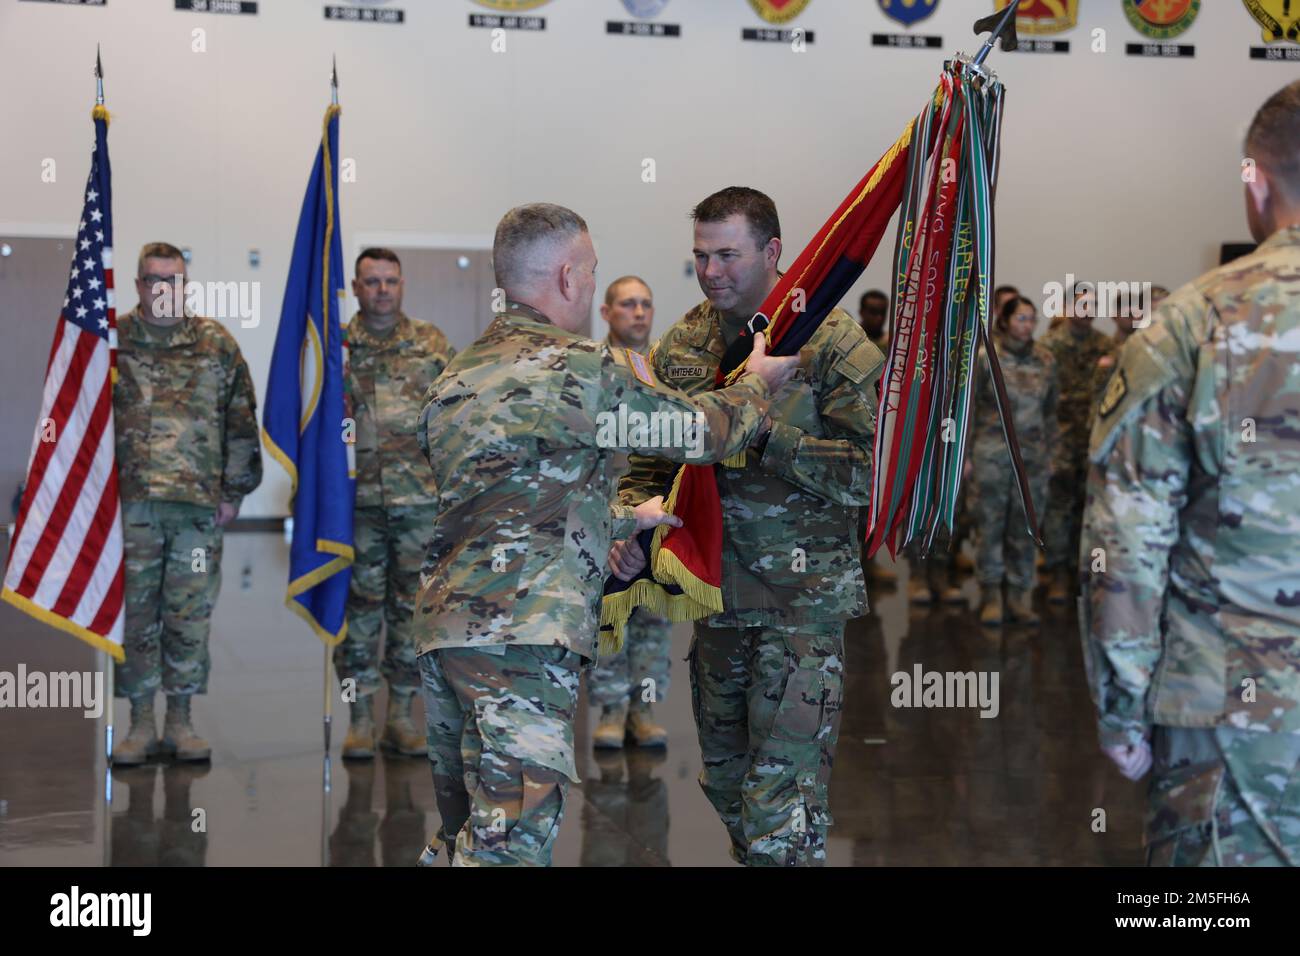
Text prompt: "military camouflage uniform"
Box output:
[[622, 302, 883, 866], [1091, 329, 1132, 408], [971, 331, 1057, 590], [1042, 320, 1111, 572], [414, 301, 770, 866], [588, 334, 672, 711], [113, 308, 262, 697], [337, 312, 454, 698], [1081, 224, 1300, 867]]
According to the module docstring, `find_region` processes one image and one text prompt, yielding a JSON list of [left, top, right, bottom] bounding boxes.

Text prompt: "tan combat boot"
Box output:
[[1005, 587, 1040, 625], [953, 550, 975, 575], [865, 556, 898, 585], [342, 695, 376, 760], [978, 585, 1003, 627], [627, 698, 668, 749], [593, 703, 628, 750], [1046, 567, 1071, 605], [380, 688, 426, 757], [114, 695, 159, 766], [160, 694, 211, 762], [907, 573, 934, 605]]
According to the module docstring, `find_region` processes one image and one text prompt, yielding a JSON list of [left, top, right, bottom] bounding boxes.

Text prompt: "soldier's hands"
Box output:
[[632, 495, 682, 533], [609, 537, 647, 581], [746, 333, 799, 395], [1103, 740, 1152, 781], [215, 501, 240, 527]]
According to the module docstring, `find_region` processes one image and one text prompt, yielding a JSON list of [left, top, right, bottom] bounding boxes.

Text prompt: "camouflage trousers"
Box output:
[[1044, 454, 1087, 570], [689, 620, 845, 866], [118, 500, 222, 698], [587, 608, 672, 708], [335, 505, 434, 697], [972, 450, 1048, 590], [418, 644, 583, 867], [1147, 725, 1300, 867]]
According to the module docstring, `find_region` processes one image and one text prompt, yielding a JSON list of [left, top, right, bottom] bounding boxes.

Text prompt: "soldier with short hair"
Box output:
[[338, 247, 455, 759], [113, 242, 263, 764], [1082, 80, 1300, 866], [589, 274, 673, 751], [615, 186, 885, 866], [414, 203, 796, 866]]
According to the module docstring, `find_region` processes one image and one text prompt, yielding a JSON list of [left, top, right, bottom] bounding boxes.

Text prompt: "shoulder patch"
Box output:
[[1098, 367, 1126, 418], [625, 349, 657, 387], [838, 337, 885, 385]]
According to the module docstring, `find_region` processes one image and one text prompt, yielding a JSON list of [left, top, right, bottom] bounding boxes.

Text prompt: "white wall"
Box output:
[[0, 0, 1291, 516]]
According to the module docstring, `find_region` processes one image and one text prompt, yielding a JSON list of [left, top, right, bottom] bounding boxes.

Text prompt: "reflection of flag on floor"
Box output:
[[2, 105, 125, 661], [262, 104, 354, 645]]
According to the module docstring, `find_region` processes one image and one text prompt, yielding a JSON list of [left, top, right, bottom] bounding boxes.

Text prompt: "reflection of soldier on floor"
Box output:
[[330, 755, 430, 866], [110, 764, 209, 867], [579, 749, 670, 867]]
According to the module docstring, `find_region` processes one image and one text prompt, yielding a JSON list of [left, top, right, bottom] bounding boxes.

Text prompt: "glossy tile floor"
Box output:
[[0, 534, 1145, 866]]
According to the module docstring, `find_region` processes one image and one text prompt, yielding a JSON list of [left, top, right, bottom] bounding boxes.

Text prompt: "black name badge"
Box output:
[[469, 13, 545, 30], [1125, 42, 1193, 58], [1250, 45, 1300, 61], [1010, 38, 1069, 54], [742, 27, 815, 44], [872, 33, 942, 49], [607, 20, 680, 37], [21, 0, 108, 6], [176, 0, 257, 13], [325, 4, 403, 22]]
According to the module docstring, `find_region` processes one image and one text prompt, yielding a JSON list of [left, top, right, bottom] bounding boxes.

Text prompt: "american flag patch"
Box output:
[[625, 349, 657, 387]]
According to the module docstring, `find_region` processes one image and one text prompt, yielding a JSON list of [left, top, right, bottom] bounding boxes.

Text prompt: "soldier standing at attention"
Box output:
[[972, 295, 1057, 627], [113, 242, 263, 764], [414, 203, 796, 867], [338, 248, 456, 760], [1082, 80, 1300, 866], [1041, 281, 1111, 604], [614, 187, 885, 866], [589, 275, 673, 750]]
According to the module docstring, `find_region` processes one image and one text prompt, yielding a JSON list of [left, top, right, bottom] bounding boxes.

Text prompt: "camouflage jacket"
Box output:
[[413, 302, 771, 661], [1042, 321, 1112, 468], [1081, 224, 1300, 749], [345, 312, 455, 508], [972, 332, 1058, 471], [114, 308, 263, 508], [1090, 330, 1132, 406], [620, 302, 884, 627]]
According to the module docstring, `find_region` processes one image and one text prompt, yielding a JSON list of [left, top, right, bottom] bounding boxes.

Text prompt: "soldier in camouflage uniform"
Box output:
[[113, 242, 263, 764], [589, 275, 672, 750], [857, 289, 898, 587], [1042, 282, 1111, 604], [338, 248, 456, 760], [414, 203, 794, 866], [971, 295, 1057, 627], [616, 188, 884, 866], [1081, 80, 1300, 867]]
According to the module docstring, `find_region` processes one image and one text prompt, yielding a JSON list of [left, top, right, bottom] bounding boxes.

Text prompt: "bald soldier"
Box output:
[[338, 248, 456, 760], [1082, 80, 1300, 866], [616, 186, 885, 866], [589, 275, 674, 750], [414, 203, 797, 867]]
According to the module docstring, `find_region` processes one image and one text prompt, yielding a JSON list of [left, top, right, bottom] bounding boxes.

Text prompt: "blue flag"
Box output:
[[262, 105, 354, 645]]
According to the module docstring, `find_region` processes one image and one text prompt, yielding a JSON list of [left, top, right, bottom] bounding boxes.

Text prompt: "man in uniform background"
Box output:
[[1042, 281, 1111, 604], [589, 275, 673, 751], [1082, 80, 1300, 866], [113, 242, 263, 764], [414, 203, 795, 866], [615, 187, 884, 866], [337, 248, 455, 760]]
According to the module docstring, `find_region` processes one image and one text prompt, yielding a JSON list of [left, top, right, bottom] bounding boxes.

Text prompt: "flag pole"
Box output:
[[321, 55, 339, 867], [95, 45, 115, 869], [971, 0, 1021, 67]]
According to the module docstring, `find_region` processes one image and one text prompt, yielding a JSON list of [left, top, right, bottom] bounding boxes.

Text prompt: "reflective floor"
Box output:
[[0, 533, 1145, 866]]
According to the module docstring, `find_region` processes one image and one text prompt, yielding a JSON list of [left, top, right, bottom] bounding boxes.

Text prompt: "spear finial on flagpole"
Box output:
[[331, 54, 339, 106], [95, 44, 104, 105], [972, 0, 1021, 66]]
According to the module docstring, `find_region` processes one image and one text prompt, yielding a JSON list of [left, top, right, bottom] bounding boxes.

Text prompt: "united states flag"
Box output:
[[2, 106, 125, 661]]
